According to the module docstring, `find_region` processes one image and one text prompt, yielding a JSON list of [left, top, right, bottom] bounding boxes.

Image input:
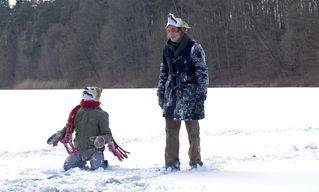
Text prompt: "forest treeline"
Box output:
[[0, 0, 318, 88]]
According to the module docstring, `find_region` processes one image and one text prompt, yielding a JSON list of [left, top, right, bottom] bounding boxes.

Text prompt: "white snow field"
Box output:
[[0, 88, 319, 192]]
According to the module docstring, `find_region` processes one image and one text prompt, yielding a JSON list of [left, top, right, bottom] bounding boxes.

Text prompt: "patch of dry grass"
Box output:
[[13, 79, 70, 89]]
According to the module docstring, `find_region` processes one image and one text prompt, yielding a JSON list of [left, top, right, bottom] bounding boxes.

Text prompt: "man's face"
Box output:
[[166, 25, 184, 43]]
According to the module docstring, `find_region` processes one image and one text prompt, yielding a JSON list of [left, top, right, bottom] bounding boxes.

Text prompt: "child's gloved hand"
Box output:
[[93, 136, 106, 149], [47, 131, 62, 146]]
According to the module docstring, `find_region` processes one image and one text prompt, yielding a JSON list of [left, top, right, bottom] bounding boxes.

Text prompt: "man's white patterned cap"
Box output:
[[166, 13, 190, 29]]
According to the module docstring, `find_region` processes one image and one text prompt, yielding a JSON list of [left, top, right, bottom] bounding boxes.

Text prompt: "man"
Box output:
[[157, 13, 209, 171]]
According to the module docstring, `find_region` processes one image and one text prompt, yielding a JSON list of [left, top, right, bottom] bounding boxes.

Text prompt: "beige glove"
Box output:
[[93, 136, 106, 149]]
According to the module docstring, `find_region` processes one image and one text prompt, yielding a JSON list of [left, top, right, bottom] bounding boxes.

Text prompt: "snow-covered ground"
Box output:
[[1, 88, 319, 192]]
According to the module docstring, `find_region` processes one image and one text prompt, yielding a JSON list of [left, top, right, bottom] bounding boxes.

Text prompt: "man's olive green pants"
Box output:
[[165, 118, 203, 167]]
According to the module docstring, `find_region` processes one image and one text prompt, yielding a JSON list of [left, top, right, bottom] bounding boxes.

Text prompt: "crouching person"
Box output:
[[48, 87, 113, 171]]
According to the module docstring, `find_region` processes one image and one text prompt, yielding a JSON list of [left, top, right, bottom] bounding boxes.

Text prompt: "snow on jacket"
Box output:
[[157, 34, 208, 120]]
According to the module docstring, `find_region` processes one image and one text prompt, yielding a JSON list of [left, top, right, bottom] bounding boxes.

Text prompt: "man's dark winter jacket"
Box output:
[[157, 34, 208, 120]]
